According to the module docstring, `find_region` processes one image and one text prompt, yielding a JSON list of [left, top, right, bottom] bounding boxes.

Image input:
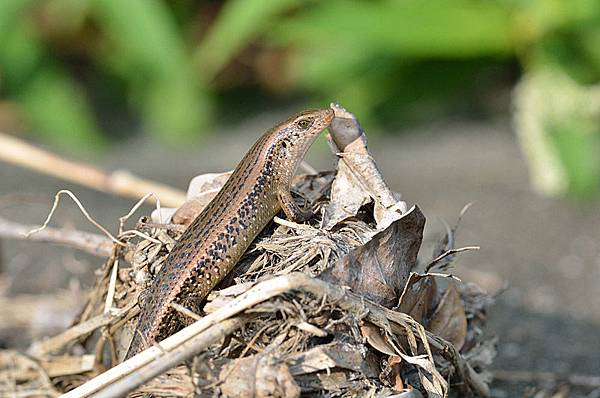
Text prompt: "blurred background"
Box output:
[[1, 1, 600, 396]]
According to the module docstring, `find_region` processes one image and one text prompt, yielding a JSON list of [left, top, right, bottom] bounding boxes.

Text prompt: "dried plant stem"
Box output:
[[426, 246, 481, 272], [26, 190, 124, 246], [328, 103, 401, 210], [94, 317, 246, 398], [0, 132, 186, 207], [0, 216, 112, 257], [63, 272, 485, 398], [28, 302, 136, 358]]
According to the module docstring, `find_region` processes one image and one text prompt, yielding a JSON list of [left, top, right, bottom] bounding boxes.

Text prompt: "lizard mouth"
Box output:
[[321, 108, 335, 127]]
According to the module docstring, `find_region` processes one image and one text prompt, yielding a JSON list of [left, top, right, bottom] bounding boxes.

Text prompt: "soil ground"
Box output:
[[1, 112, 599, 396]]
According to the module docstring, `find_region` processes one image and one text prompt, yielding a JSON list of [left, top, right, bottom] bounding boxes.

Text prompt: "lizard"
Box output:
[[125, 107, 334, 358]]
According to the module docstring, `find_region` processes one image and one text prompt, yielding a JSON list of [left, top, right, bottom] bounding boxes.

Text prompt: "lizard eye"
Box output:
[[297, 118, 313, 130]]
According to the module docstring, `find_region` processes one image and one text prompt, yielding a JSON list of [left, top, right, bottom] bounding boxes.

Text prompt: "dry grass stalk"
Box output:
[[0, 132, 186, 207], [0, 216, 112, 257]]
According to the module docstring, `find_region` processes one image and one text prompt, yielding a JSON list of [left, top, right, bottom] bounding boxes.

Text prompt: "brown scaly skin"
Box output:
[[125, 108, 334, 359]]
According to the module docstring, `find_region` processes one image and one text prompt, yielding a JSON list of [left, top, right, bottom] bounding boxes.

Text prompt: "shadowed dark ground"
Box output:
[[1, 112, 599, 396]]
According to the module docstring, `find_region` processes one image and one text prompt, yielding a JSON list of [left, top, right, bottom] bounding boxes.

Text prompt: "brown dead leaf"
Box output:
[[397, 273, 438, 325], [320, 206, 425, 308], [321, 152, 372, 230], [172, 172, 232, 226], [427, 284, 467, 350], [287, 341, 379, 378], [323, 104, 407, 230], [360, 322, 397, 356], [388, 355, 404, 392]]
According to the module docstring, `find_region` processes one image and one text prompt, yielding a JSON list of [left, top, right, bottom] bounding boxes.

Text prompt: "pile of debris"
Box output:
[[1, 105, 496, 397]]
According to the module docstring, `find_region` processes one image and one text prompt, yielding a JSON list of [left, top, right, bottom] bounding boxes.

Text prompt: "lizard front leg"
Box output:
[[278, 190, 313, 222]]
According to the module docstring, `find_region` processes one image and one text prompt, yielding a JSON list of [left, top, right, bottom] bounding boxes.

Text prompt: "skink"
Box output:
[[126, 108, 334, 358]]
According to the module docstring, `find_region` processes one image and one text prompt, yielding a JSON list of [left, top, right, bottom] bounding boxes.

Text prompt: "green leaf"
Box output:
[[92, 0, 212, 140], [0, 0, 35, 42], [19, 65, 106, 152], [0, 15, 43, 89], [194, 0, 300, 78], [271, 0, 514, 58]]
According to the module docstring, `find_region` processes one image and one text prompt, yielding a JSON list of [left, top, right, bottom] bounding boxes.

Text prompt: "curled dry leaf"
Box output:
[[322, 103, 407, 230], [151, 171, 232, 225], [397, 274, 467, 351], [388, 355, 405, 392], [287, 341, 379, 378], [320, 206, 425, 308], [321, 149, 372, 230], [427, 284, 467, 350], [360, 322, 397, 356], [397, 273, 438, 326], [172, 171, 232, 226]]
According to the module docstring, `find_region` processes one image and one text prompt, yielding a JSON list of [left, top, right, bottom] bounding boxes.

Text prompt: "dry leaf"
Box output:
[[322, 103, 407, 230], [427, 284, 467, 350], [291, 172, 335, 204], [151, 171, 231, 224], [321, 153, 372, 229], [320, 206, 425, 308], [360, 322, 397, 356], [287, 341, 379, 378], [219, 352, 300, 398], [388, 355, 405, 392], [172, 171, 232, 226], [397, 273, 438, 325]]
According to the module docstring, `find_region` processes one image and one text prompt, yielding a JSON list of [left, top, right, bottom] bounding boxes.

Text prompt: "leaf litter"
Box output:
[[0, 104, 497, 397]]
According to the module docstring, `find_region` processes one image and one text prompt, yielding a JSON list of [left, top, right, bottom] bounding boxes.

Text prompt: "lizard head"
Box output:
[[289, 108, 335, 137], [273, 107, 334, 158], [266, 107, 335, 190]]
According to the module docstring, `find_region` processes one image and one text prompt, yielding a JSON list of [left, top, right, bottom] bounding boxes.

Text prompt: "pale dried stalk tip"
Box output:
[[324, 103, 407, 230]]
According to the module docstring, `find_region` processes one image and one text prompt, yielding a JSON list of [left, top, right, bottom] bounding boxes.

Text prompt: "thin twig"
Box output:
[[27, 301, 137, 358], [118, 229, 162, 244], [426, 246, 480, 273], [170, 303, 202, 321], [118, 192, 163, 234], [0, 216, 112, 257], [103, 259, 120, 314], [136, 220, 186, 232], [25, 189, 125, 247]]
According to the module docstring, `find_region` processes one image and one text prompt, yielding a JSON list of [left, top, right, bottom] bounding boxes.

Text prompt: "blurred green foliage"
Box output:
[[0, 0, 599, 196]]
